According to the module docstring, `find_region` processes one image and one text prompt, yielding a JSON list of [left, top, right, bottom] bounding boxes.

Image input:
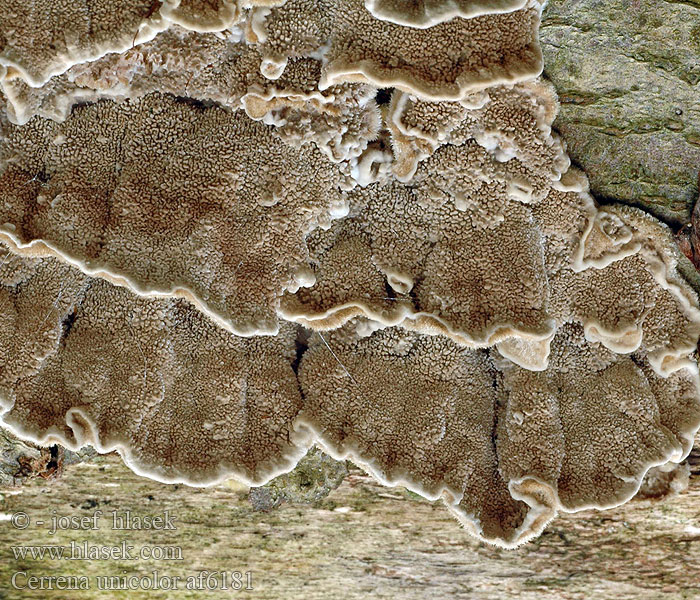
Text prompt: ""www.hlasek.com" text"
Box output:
[[12, 541, 183, 561]]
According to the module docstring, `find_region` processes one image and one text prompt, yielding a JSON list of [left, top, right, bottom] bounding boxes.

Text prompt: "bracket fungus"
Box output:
[[249, 0, 543, 98], [1, 0, 700, 549], [298, 318, 699, 545], [0, 92, 349, 336], [158, 0, 242, 33], [363, 0, 529, 28], [0, 0, 170, 87], [0, 240, 311, 485]]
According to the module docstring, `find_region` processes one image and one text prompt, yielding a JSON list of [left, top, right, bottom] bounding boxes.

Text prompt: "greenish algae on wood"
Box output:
[[1, 452, 700, 599], [541, 0, 700, 227]]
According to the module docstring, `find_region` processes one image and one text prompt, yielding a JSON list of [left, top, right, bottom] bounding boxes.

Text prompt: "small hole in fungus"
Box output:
[[375, 88, 393, 105]]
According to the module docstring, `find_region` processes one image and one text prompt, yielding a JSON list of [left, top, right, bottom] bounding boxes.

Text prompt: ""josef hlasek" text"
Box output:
[[48, 510, 176, 535]]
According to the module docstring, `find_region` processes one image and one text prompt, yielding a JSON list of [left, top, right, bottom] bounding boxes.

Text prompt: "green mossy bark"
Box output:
[[542, 0, 700, 227]]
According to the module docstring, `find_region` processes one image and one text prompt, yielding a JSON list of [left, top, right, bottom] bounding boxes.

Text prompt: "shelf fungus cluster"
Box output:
[[1, 0, 699, 547]]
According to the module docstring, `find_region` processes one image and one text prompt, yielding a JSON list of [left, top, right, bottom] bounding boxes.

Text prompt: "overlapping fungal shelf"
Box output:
[[1, 0, 699, 547]]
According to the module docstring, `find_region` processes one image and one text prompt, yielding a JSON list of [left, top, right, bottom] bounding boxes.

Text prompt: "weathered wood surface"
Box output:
[[542, 0, 700, 228], [1, 452, 700, 599]]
